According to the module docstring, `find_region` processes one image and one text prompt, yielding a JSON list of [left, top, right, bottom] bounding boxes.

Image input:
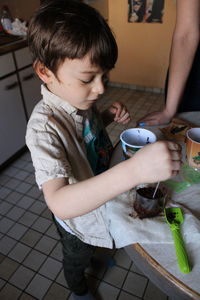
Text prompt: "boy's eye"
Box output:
[[81, 77, 94, 84], [80, 72, 109, 85]]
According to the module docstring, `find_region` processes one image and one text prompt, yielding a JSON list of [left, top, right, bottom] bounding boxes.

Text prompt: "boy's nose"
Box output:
[[92, 79, 105, 95]]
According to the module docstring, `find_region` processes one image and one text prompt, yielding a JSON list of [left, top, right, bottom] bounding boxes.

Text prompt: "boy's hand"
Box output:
[[108, 102, 131, 124], [129, 141, 182, 185]]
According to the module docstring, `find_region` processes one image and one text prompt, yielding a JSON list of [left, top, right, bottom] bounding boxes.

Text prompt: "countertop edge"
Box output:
[[0, 38, 28, 55]]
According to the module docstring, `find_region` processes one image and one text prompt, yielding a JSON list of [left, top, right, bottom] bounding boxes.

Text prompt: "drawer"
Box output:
[[15, 47, 33, 69], [19, 66, 41, 118], [0, 52, 15, 77], [0, 74, 27, 164]]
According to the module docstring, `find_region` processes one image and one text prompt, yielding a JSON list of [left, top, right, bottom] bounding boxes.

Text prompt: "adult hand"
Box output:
[[137, 110, 173, 126]]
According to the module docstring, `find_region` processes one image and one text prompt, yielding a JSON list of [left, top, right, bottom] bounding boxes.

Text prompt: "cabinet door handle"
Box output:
[[5, 82, 19, 90], [22, 73, 35, 81]]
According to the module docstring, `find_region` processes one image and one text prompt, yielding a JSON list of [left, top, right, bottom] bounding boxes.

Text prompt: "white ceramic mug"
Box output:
[[120, 128, 157, 159]]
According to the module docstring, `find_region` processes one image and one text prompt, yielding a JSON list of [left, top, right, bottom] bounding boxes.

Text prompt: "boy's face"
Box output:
[[46, 54, 108, 110]]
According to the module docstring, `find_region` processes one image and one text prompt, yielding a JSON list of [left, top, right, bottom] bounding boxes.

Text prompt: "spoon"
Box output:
[[152, 182, 160, 198], [164, 207, 191, 273]]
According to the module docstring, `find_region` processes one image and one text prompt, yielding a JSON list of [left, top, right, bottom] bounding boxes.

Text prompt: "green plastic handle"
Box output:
[[171, 228, 191, 274]]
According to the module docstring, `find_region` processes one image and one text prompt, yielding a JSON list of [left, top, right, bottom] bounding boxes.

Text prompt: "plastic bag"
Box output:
[[165, 163, 200, 193]]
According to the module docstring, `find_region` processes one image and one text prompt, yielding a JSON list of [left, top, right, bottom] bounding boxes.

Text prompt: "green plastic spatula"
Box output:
[[164, 207, 191, 274]]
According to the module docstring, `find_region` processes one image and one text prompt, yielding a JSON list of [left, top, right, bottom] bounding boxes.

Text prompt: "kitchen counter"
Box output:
[[0, 36, 27, 56]]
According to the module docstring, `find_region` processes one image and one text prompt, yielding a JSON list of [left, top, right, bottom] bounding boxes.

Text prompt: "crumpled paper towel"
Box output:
[[105, 191, 200, 248]]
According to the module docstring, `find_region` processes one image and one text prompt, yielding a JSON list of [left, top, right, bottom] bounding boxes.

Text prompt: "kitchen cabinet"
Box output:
[[0, 45, 41, 166], [0, 74, 27, 165], [15, 47, 42, 118], [19, 66, 41, 118], [0, 52, 15, 77], [15, 47, 33, 68]]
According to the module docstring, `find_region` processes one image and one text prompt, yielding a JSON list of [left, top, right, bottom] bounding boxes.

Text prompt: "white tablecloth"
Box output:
[[105, 185, 200, 248]]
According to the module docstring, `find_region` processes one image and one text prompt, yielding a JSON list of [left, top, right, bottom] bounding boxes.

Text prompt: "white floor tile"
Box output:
[[96, 281, 120, 300], [122, 271, 148, 298], [103, 265, 127, 288], [118, 290, 141, 300], [25, 274, 52, 299], [144, 280, 168, 300], [114, 249, 132, 269]]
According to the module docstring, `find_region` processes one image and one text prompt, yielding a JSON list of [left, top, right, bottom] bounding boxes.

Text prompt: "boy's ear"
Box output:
[[34, 61, 54, 84]]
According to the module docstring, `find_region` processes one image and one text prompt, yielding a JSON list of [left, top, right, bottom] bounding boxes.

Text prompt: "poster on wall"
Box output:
[[128, 0, 165, 23]]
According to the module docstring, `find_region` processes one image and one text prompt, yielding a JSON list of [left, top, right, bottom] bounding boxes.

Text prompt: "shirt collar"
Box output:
[[41, 84, 78, 115]]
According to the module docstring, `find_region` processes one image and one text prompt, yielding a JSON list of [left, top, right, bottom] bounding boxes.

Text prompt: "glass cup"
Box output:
[[120, 128, 157, 159], [129, 183, 167, 219]]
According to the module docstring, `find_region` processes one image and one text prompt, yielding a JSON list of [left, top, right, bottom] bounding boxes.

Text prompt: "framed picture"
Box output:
[[128, 0, 165, 23]]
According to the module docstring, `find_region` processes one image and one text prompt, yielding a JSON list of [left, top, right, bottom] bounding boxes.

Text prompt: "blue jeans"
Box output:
[[52, 216, 95, 295]]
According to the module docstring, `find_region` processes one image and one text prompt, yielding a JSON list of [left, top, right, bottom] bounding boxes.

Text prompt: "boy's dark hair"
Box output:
[[28, 0, 118, 75]]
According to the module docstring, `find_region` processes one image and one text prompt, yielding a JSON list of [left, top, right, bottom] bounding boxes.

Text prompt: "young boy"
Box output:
[[26, 1, 181, 299]]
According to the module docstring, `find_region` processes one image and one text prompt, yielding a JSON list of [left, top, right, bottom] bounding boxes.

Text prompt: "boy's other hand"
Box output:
[[109, 102, 131, 124], [130, 141, 182, 185]]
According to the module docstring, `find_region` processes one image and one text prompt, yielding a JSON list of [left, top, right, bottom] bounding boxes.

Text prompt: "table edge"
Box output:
[[133, 243, 200, 299]]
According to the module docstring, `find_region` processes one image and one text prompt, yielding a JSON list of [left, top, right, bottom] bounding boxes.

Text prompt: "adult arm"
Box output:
[[138, 0, 200, 126], [165, 0, 200, 117]]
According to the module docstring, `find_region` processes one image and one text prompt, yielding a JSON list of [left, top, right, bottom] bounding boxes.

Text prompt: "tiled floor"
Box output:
[[0, 86, 171, 300]]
